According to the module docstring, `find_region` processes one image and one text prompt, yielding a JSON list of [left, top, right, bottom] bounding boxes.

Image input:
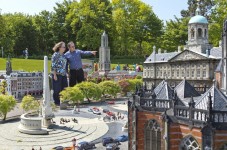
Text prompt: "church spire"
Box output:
[[101, 31, 108, 48], [195, 0, 201, 15]]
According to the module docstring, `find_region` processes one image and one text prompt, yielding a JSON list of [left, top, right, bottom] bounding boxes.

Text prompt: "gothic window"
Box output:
[[145, 119, 161, 150], [220, 143, 227, 150], [202, 126, 212, 150], [191, 28, 195, 39], [179, 135, 200, 150], [198, 28, 203, 38]]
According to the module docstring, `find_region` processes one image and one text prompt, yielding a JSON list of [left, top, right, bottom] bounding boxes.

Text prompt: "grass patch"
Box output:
[[0, 58, 144, 72]]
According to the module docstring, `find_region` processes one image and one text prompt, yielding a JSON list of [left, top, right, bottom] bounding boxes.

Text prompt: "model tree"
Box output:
[[76, 82, 102, 103], [0, 95, 17, 120], [60, 86, 84, 105], [20, 95, 40, 112], [118, 79, 131, 95], [128, 79, 143, 92], [0, 80, 7, 95], [99, 81, 121, 98]]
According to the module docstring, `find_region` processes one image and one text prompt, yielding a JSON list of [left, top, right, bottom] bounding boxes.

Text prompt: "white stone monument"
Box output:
[[18, 56, 54, 134], [42, 56, 54, 127]]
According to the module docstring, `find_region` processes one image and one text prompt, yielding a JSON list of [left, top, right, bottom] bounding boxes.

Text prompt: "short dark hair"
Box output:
[[67, 41, 75, 48], [53, 41, 65, 52]]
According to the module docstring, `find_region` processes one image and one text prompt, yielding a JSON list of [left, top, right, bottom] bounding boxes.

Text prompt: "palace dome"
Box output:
[[189, 15, 208, 24]]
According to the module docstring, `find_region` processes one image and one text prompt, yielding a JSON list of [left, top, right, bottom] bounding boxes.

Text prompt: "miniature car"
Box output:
[[106, 143, 120, 150], [102, 137, 119, 146], [93, 109, 101, 115], [116, 135, 128, 142], [77, 141, 95, 150], [103, 109, 110, 113], [51, 146, 64, 150], [107, 101, 115, 104], [107, 111, 115, 116]]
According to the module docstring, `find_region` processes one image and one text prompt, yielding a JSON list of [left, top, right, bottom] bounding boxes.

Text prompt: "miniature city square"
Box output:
[[1, 1, 227, 150]]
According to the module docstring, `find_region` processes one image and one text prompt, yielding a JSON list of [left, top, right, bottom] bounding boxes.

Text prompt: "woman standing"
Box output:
[[51, 42, 68, 106]]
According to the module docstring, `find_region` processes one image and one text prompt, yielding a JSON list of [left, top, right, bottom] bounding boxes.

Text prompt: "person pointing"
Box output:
[[64, 41, 96, 87]]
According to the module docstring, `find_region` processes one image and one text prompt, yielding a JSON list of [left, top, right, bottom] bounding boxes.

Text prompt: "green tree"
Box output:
[[66, 0, 113, 50], [181, 0, 214, 18], [76, 82, 102, 103], [209, 0, 227, 46], [0, 95, 17, 120], [99, 80, 121, 98], [60, 86, 84, 104], [160, 17, 189, 51], [32, 11, 55, 55], [20, 95, 40, 112], [112, 0, 163, 56]]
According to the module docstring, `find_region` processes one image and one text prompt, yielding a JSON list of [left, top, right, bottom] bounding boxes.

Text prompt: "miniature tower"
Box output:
[[222, 19, 227, 94], [185, 4, 210, 54], [99, 31, 111, 73], [42, 56, 54, 127], [6, 56, 12, 75]]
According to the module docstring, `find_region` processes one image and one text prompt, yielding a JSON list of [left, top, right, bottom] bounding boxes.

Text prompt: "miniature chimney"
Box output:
[[178, 46, 181, 52]]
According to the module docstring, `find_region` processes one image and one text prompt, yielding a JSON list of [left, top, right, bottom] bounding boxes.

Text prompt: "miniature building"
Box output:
[[128, 79, 227, 150], [5, 72, 43, 98], [143, 7, 221, 90]]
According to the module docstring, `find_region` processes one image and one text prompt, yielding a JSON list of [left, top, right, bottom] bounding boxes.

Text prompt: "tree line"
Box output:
[[0, 0, 226, 58]]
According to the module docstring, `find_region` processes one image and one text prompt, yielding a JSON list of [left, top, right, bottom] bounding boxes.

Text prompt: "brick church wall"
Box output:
[[169, 123, 202, 150], [136, 111, 165, 150], [214, 130, 227, 149]]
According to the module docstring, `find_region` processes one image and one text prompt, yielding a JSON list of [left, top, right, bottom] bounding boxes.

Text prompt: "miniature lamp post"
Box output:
[[72, 138, 77, 150]]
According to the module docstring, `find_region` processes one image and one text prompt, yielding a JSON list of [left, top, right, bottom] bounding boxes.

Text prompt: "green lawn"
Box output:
[[0, 58, 144, 72]]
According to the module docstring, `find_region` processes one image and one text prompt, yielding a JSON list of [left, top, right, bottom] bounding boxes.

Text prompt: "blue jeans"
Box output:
[[52, 74, 68, 105]]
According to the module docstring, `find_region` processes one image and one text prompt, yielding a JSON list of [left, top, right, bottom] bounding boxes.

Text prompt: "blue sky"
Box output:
[[0, 0, 188, 22]]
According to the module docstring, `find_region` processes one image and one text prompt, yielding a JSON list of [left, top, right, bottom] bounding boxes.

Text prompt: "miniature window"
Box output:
[[191, 28, 195, 39], [204, 29, 207, 37], [203, 70, 206, 78], [198, 28, 203, 38], [179, 135, 200, 150], [145, 119, 161, 150], [197, 69, 200, 78]]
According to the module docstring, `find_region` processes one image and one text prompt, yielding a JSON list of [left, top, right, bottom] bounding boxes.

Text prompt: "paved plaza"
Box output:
[[0, 99, 129, 150]]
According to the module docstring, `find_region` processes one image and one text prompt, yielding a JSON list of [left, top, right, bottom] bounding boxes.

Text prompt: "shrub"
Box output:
[[60, 86, 84, 104], [76, 82, 102, 102], [99, 81, 121, 98], [128, 79, 143, 92], [135, 75, 142, 79], [118, 79, 130, 95], [21, 95, 39, 112], [0, 95, 17, 120]]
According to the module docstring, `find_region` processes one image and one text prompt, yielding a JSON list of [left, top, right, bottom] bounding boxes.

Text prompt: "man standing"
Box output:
[[65, 41, 96, 87]]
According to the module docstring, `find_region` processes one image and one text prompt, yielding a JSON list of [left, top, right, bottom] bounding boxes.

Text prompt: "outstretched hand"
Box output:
[[91, 51, 97, 55]]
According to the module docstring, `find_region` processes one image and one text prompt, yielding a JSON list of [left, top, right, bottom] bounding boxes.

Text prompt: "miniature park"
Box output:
[[1, 0, 227, 150]]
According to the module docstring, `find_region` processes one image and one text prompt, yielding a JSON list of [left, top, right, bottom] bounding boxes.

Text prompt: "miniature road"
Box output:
[[0, 99, 129, 150]]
